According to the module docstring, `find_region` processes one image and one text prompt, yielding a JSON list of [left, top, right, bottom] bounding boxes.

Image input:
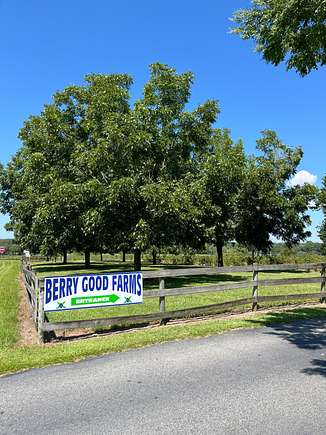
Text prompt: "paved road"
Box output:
[[1, 319, 326, 434]]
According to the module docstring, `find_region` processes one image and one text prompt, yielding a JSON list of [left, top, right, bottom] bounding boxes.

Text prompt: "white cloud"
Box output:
[[289, 170, 317, 187]]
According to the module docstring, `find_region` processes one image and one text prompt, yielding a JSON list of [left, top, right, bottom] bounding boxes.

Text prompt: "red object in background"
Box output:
[[0, 247, 6, 255]]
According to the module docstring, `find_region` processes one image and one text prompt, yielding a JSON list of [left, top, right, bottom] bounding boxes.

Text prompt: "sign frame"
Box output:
[[43, 271, 143, 313]]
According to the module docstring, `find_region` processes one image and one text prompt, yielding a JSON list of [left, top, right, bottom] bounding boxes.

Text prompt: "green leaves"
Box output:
[[0, 64, 316, 267], [134, 63, 219, 182], [235, 130, 317, 255], [194, 129, 246, 263], [318, 176, 326, 250], [232, 0, 326, 75]]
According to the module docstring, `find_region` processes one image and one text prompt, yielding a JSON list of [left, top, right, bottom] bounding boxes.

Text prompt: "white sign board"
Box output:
[[44, 272, 143, 312]]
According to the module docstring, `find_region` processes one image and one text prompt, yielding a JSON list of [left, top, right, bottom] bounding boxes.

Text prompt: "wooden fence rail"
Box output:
[[21, 259, 326, 343], [21, 257, 39, 324]]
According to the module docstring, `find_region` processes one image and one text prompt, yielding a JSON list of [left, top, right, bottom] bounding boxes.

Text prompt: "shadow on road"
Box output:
[[301, 359, 326, 376], [249, 310, 326, 378], [267, 317, 326, 350]]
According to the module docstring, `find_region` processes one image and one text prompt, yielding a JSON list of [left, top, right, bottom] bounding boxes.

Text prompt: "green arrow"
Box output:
[[108, 294, 120, 303], [71, 294, 120, 306]]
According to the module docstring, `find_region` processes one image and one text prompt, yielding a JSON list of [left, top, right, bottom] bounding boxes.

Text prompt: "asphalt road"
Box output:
[[1, 319, 326, 434]]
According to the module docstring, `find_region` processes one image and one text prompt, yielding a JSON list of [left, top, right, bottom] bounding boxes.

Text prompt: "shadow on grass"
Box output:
[[32, 262, 207, 275], [143, 274, 248, 290], [33, 262, 135, 275], [261, 269, 307, 274], [148, 264, 211, 270], [246, 307, 326, 378], [166, 274, 247, 287]]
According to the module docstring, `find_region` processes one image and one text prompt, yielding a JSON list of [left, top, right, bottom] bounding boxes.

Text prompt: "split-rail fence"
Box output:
[[21, 257, 326, 343]]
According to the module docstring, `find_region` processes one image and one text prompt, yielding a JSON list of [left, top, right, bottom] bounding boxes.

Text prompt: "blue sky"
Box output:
[[0, 0, 324, 240]]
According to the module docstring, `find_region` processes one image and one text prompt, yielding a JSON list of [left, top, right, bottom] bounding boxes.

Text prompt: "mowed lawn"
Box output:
[[0, 260, 21, 347], [31, 260, 324, 323], [1, 258, 326, 376]]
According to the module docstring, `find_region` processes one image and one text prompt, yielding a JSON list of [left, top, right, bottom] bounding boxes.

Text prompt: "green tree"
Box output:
[[318, 176, 326, 253], [31, 181, 105, 266], [232, 0, 326, 75], [55, 64, 219, 270], [0, 150, 47, 253], [123, 63, 219, 269], [195, 129, 246, 266], [235, 130, 316, 260], [1, 64, 219, 270], [319, 224, 326, 254], [1, 73, 133, 265]]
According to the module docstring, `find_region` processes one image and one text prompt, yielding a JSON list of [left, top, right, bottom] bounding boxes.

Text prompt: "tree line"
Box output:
[[0, 63, 317, 269]]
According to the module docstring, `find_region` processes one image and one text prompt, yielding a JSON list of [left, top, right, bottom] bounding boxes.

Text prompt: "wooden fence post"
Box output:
[[33, 275, 38, 324], [38, 280, 45, 344], [159, 278, 167, 325], [252, 263, 259, 311], [159, 278, 166, 311], [320, 264, 325, 303]]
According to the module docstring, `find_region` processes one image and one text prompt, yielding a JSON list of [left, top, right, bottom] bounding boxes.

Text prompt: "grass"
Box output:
[[0, 260, 21, 347], [1, 258, 326, 376]]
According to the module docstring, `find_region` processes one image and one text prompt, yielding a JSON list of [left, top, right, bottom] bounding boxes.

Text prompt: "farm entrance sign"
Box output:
[[44, 272, 143, 312]]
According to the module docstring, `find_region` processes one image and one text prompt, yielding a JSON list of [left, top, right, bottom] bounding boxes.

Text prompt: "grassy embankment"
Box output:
[[1, 258, 326, 376]]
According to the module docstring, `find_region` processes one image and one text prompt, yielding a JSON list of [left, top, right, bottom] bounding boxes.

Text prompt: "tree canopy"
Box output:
[[235, 130, 316, 258], [232, 1, 325, 253], [318, 176, 326, 251], [0, 64, 219, 268], [232, 0, 326, 76], [0, 63, 316, 268]]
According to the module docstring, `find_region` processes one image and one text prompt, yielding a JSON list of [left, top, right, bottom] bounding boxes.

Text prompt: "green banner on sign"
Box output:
[[71, 294, 120, 306]]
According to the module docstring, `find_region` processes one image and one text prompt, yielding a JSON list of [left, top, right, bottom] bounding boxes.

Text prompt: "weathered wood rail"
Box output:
[[21, 259, 326, 343], [21, 256, 39, 324]]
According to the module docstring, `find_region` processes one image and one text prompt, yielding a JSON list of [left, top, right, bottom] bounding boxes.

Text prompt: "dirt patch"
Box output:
[[17, 274, 38, 346]]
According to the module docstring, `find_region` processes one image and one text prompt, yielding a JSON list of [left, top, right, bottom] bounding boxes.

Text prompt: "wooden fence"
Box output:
[[21, 256, 41, 327], [21, 259, 326, 343]]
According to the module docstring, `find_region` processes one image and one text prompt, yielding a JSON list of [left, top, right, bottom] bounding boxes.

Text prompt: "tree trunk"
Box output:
[[152, 250, 157, 265], [100, 250, 103, 262], [85, 249, 91, 268], [216, 242, 224, 267], [122, 250, 126, 262], [133, 248, 141, 271], [62, 248, 67, 265]]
